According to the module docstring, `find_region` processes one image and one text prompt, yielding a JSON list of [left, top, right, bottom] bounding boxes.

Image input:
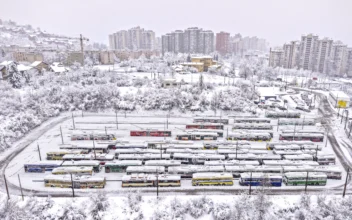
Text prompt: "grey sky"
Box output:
[[1, 0, 351, 47]]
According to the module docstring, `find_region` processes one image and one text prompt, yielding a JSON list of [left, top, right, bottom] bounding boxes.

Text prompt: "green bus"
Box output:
[[284, 172, 327, 186], [104, 160, 142, 173]]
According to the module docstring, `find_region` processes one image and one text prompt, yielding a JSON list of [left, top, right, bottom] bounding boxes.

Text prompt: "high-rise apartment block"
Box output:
[[216, 32, 230, 55], [270, 33, 352, 76], [269, 48, 284, 68], [161, 27, 214, 54], [109, 27, 156, 51]]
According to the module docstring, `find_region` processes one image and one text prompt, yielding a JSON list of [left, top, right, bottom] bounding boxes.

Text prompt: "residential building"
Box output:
[[180, 62, 204, 72], [109, 27, 156, 51], [171, 30, 184, 53], [30, 61, 49, 73], [99, 51, 115, 64], [162, 34, 172, 54], [198, 30, 214, 54], [216, 32, 230, 55], [282, 41, 300, 69], [314, 38, 333, 73], [13, 52, 44, 63], [183, 27, 201, 53], [328, 41, 348, 76], [269, 48, 284, 68], [346, 48, 352, 77], [299, 34, 319, 70], [67, 52, 83, 65], [191, 56, 217, 71]]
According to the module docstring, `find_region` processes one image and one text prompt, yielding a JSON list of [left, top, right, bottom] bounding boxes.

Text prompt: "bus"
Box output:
[[265, 111, 301, 118], [24, 161, 63, 173], [46, 150, 88, 160], [279, 133, 324, 142], [172, 153, 225, 164], [239, 173, 283, 187], [282, 154, 313, 161], [193, 117, 229, 124], [62, 154, 94, 161], [186, 129, 224, 137], [168, 165, 225, 178], [176, 132, 218, 141], [192, 173, 233, 186], [314, 166, 342, 180], [233, 118, 271, 124], [51, 166, 94, 175], [71, 131, 115, 141], [114, 143, 148, 149], [204, 160, 260, 166], [60, 144, 109, 153], [314, 154, 336, 165], [44, 175, 106, 188], [203, 141, 251, 150], [130, 130, 172, 137], [121, 173, 181, 187], [105, 160, 143, 173], [147, 140, 195, 148], [186, 123, 224, 130], [262, 160, 320, 167], [278, 119, 315, 126], [71, 131, 116, 141], [125, 166, 165, 175], [144, 160, 182, 168], [233, 123, 273, 130], [115, 149, 163, 158], [283, 172, 327, 186], [227, 133, 272, 142], [266, 141, 315, 150], [225, 165, 282, 178], [118, 153, 171, 161], [61, 160, 102, 172]]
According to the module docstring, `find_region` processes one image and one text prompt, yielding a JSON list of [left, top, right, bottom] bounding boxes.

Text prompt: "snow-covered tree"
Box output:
[[89, 192, 110, 220], [8, 62, 23, 88]]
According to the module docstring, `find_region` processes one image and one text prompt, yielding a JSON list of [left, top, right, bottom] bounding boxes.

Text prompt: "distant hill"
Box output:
[[0, 19, 106, 51]]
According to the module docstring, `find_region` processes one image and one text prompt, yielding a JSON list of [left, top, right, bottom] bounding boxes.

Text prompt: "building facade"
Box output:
[[216, 32, 230, 55], [299, 34, 319, 70], [13, 52, 44, 63], [109, 27, 156, 51], [269, 48, 284, 68]]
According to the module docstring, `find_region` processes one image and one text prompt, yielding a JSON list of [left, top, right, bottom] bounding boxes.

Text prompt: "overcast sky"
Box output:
[[1, 0, 351, 47]]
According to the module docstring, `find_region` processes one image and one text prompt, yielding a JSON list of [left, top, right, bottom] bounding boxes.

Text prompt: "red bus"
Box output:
[[185, 123, 224, 130], [130, 130, 172, 137]]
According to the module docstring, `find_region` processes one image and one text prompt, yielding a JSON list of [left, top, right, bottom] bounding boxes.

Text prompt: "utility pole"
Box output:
[[72, 112, 76, 130], [18, 174, 24, 201], [277, 118, 280, 132], [4, 175, 10, 200], [115, 111, 118, 129], [37, 143, 42, 161], [305, 172, 309, 193], [160, 144, 163, 159], [93, 139, 97, 160], [156, 168, 159, 198], [105, 126, 107, 135], [236, 141, 238, 159], [249, 172, 252, 195], [325, 131, 328, 148], [81, 110, 84, 117], [70, 173, 75, 198], [302, 116, 305, 130], [60, 126, 64, 144], [343, 168, 349, 198], [293, 123, 297, 141], [79, 34, 89, 66]]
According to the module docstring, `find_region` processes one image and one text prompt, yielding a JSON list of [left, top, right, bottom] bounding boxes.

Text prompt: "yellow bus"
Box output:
[[192, 173, 233, 186], [122, 173, 181, 187], [46, 150, 88, 160], [44, 175, 106, 188]]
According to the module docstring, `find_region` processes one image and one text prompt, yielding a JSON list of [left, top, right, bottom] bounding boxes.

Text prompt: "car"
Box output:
[[287, 89, 295, 94], [277, 106, 287, 111]]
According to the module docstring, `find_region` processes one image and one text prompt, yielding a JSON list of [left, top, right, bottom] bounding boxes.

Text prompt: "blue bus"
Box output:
[[24, 161, 63, 173], [239, 173, 282, 187]]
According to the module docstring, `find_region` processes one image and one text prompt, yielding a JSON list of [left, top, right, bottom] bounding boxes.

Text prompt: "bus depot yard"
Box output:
[[4, 90, 349, 195]]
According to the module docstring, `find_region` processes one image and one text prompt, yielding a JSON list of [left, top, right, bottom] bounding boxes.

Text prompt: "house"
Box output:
[[180, 62, 204, 72], [17, 64, 32, 74], [0, 61, 18, 80], [30, 61, 49, 73], [161, 78, 179, 88], [191, 56, 217, 72], [49, 62, 70, 74]]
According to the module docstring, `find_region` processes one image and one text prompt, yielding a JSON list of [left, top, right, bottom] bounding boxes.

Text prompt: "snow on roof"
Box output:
[[240, 173, 282, 179], [122, 174, 180, 181], [168, 165, 224, 172], [126, 166, 165, 173], [61, 160, 100, 166], [191, 56, 213, 59], [180, 62, 203, 65], [173, 153, 225, 159], [24, 161, 63, 166], [192, 173, 233, 179], [30, 61, 44, 67], [144, 160, 182, 166], [105, 160, 143, 166], [284, 172, 327, 178], [17, 64, 32, 71], [0, 61, 14, 66], [44, 175, 104, 182], [50, 63, 70, 73], [257, 87, 281, 97]]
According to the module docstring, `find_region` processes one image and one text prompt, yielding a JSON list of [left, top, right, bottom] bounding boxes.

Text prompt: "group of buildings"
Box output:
[[108, 26, 268, 56], [161, 29, 268, 56], [269, 34, 352, 76], [108, 26, 160, 51]]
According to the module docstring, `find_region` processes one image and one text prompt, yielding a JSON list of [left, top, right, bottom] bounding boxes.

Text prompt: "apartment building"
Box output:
[[216, 32, 230, 55], [282, 41, 300, 69], [314, 38, 333, 73], [299, 34, 319, 70], [269, 48, 284, 68], [109, 27, 156, 51], [13, 52, 44, 63]]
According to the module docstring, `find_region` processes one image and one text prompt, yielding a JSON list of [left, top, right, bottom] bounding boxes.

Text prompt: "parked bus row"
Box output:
[[130, 130, 171, 137], [278, 119, 315, 126], [265, 111, 301, 118], [71, 131, 116, 141], [232, 123, 273, 130], [279, 133, 324, 142], [186, 123, 224, 130]]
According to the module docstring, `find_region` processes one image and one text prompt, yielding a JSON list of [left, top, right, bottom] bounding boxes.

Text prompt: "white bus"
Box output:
[[192, 173, 233, 186], [122, 174, 181, 187]]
